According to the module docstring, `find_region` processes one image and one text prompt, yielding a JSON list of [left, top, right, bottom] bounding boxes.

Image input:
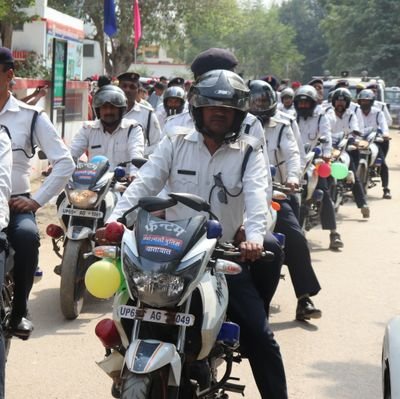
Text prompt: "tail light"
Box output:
[[95, 318, 122, 349], [46, 224, 64, 239]]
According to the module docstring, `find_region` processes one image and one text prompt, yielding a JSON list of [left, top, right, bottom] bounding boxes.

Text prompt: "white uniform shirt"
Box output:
[[155, 102, 189, 133], [264, 116, 300, 185], [374, 100, 392, 127], [277, 102, 296, 118], [124, 102, 162, 157], [360, 106, 389, 135], [276, 109, 306, 171], [0, 129, 11, 231], [163, 110, 273, 201], [108, 131, 269, 245], [349, 102, 365, 132], [0, 94, 75, 206], [326, 108, 360, 137], [297, 109, 332, 158], [70, 118, 144, 176]]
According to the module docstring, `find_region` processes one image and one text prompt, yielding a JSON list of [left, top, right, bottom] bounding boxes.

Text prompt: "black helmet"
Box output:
[[248, 80, 277, 124], [331, 88, 352, 108], [163, 86, 185, 116], [93, 85, 127, 118], [188, 69, 249, 142], [293, 85, 318, 118]]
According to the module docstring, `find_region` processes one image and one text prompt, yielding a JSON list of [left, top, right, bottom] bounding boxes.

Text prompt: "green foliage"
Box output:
[[14, 52, 51, 80], [278, 0, 328, 82], [319, 0, 400, 85]]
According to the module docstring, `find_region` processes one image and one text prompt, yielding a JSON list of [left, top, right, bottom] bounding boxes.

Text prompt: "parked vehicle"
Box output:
[[385, 87, 400, 127], [382, 316, 400, 399], [90, 193, 275, 398], [46, 156, 129, 319]]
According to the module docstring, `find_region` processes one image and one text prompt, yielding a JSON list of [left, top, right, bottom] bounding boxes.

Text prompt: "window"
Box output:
[[83, 44, 94, 58]]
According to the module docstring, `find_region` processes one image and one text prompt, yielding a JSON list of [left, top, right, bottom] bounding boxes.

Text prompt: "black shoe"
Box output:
[[8, 316, 34, 340], [383, 188, 392, 199], [53, 264, 62, 276], [296, 297, 322, 321], [329, 232, 344, 250]]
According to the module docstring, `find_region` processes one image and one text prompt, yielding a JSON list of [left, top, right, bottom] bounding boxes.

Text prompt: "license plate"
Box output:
[[117, 305, 195, 327], [62, 208, 103, 218]]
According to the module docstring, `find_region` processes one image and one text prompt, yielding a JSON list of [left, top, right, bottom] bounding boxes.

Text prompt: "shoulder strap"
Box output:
[[243, 123, 251, 135], [277, 123, 286, 150], [127, 123, 140, 138], [376, 111, 380, 125], [317, 113, 322, 133], [0, 124, 11, 140], [241, 145, 253, 180], [145, 110, 152, 146], [29, 110, 41, 158]]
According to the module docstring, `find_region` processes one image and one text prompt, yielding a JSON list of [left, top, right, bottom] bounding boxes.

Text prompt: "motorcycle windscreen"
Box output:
[[135, 209, 207, 263], [72, 161, 110, 188]]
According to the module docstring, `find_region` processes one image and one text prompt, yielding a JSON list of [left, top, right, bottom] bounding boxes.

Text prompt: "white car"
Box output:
[[382, 316, 400, 398]]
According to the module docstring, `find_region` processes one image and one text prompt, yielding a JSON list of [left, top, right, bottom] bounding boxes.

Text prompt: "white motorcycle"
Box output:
[[46, 156, 130, 319], [91, 193, 275, 398], [382, 316, 400, 398]]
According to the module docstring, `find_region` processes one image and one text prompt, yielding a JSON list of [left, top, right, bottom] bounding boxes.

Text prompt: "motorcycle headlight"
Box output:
[[67, 189, 98, 209], [122, 247, 205, 308]]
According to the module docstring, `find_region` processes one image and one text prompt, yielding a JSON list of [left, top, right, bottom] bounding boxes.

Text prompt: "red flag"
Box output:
[[134, 0, 142, 49]]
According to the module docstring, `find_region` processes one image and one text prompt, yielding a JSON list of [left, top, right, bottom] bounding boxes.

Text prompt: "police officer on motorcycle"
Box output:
[[106, 69, 288, 399], [249, 80, 322, 321], [0, 47, 75, 338], [70, 84, 144, 176], [357, 89, 391, 199], [294, 85, 344, 250], [326, 88, 370, 217]]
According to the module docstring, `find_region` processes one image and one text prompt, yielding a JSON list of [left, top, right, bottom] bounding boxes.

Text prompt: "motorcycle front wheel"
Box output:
[[358, 163, 369, 195], [120, 367, 170, 399], [60, 239, 91, 320]]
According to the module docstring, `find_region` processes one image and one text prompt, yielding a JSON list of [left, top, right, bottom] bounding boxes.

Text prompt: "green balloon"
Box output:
[[114, 258, 127, 292], [331, 162, 348, 180]]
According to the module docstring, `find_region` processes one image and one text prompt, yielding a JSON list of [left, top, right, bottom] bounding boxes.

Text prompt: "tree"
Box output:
[[278, 0, 328, 82], [0, 0, 35, 49], [319, 0, 400, 85], [233, 5, 304, 79]]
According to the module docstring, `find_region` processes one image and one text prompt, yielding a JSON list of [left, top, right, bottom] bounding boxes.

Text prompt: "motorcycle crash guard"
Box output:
[[124, 339, 181, 386], [66, 226, 93, 240]]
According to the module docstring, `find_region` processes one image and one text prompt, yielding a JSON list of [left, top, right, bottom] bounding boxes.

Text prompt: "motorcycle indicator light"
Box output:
[[46, 224, 64, 239], [104, 222, 125, 243], [95, 318, 122, 348], [312, 189, 324, 202], [217, 321, 240, 348], [93, 246, 119, 259], [114, 166, 126, 180], [206, 220, 223, 239], [215, 260, 242, 275], [273, 232, 286, 248]]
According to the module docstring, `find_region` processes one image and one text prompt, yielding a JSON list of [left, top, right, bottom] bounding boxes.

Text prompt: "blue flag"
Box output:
[[104, 0, 117, 37]]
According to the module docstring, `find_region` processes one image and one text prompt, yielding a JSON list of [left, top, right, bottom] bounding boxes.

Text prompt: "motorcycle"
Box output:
[[329, 131, 352, 212], [356, 128, 386, 194], [90, 193, 276, 398], [382, 316, 400, 398], [45, 156, 131, 319], [300, 142, 326, 231]]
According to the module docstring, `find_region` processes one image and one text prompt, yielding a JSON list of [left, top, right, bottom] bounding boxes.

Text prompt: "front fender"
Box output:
[[66, 226, 93, 240], [125, 339, 181, 386], [383, 316, 400, 398]]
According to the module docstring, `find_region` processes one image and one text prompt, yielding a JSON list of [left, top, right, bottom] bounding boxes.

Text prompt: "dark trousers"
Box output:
[[377, 140, 390, 188], [317, 177, 336, 230], [349, 152, 367, 208], [7, 211, 40, 318], [275, 200, 321, 298], [226, 233, 287, 399]]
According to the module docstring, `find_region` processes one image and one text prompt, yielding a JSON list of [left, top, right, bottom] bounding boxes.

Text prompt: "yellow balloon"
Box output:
[[85, 260, 121, 299]]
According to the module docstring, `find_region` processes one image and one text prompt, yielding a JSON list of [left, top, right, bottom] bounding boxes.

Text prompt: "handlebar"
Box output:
[[213, 247, 275, 262]]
